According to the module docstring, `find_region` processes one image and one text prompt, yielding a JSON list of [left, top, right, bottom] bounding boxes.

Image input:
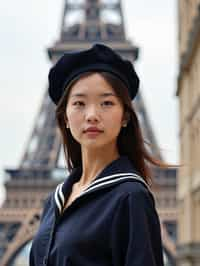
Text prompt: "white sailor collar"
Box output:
[[54, 155, 151, 215]]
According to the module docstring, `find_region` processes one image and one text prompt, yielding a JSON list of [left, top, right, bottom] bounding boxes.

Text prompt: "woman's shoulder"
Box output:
[[112, 177, 156, 208], [112, 174, 150, 193]]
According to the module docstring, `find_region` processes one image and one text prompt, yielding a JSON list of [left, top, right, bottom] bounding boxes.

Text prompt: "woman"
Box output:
[[30, 43, 173, 266]]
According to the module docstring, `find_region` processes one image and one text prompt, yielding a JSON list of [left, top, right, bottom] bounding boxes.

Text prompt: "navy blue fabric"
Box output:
[[29, 155, 164, 266]]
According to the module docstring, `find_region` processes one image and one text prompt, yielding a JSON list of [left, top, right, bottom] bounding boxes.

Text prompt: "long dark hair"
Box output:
[[55, 71, 179, 185]]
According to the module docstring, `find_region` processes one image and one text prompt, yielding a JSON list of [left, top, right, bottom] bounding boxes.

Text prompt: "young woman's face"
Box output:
[[65, 73, 125, 150]]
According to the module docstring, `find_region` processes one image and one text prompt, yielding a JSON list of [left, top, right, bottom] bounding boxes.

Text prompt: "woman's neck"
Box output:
[[78, 148, 120, 187]]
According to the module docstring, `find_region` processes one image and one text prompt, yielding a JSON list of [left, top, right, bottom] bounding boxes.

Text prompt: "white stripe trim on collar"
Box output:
[[87, 172, 147, 189], [59, 182, 65, 206], [54, 173, 150, 213], [54, 183, 62, 213], [79, 174, 150, 197]]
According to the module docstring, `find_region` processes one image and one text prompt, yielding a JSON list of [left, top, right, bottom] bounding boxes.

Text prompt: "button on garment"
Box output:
[[29, 155, 164, 266]]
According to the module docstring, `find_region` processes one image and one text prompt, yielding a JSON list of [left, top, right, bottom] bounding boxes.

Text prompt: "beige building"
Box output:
[[176, 0, 200, 265]]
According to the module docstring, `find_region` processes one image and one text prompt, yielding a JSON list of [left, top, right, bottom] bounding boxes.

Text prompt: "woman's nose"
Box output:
[[85, 105, 100, 122]]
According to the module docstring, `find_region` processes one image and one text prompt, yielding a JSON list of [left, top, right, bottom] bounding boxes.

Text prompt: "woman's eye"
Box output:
[[102, 101, 114, 106], [73, 101, 84, 106]]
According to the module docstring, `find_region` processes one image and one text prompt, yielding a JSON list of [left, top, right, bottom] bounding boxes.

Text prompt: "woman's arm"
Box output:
[[29, 192, 53, 266], [110, 184, 164, 266]]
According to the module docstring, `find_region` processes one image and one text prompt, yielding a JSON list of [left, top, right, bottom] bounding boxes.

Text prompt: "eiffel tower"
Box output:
[[0, 1, 177, 265]]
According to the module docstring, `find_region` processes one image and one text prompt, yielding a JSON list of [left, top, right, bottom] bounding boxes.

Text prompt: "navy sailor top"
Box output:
[[29, 155, 164, 266]]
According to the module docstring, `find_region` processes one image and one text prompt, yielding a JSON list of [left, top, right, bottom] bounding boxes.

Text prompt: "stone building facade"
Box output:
[[176, 1, 200, 265]]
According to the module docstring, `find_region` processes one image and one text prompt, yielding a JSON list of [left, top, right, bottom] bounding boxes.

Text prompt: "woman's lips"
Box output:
[[85, 129, 102, 132], [84, 127, 103, 133], [84, 130, 103, 137]]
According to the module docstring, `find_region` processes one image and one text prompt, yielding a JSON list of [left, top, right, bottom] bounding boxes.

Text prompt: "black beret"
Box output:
[[48, 43, 139, 105]]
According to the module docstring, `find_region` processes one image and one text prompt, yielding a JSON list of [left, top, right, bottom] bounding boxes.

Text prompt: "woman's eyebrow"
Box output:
[[71, 92, 116, 98]]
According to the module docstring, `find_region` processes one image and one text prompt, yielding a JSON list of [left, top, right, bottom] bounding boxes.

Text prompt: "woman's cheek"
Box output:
[[68, 109, 81, 124], [70, 114, 84, 135], [109, 112, 123, 128]]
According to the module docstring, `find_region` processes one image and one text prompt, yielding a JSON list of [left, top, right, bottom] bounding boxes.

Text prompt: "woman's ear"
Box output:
[[122, 111, 130, 127], [123, 111, 130, 123], [64, 116, 68, 126], [65, 117, 70, 129], [64, 115, 68, 124]]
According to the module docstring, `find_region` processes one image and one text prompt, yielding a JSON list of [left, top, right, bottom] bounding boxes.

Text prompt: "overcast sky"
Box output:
[[0, 0, 179, 201]]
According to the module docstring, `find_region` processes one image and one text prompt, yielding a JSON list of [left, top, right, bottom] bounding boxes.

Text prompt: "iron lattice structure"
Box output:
[[0, 1, 177, 265]]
